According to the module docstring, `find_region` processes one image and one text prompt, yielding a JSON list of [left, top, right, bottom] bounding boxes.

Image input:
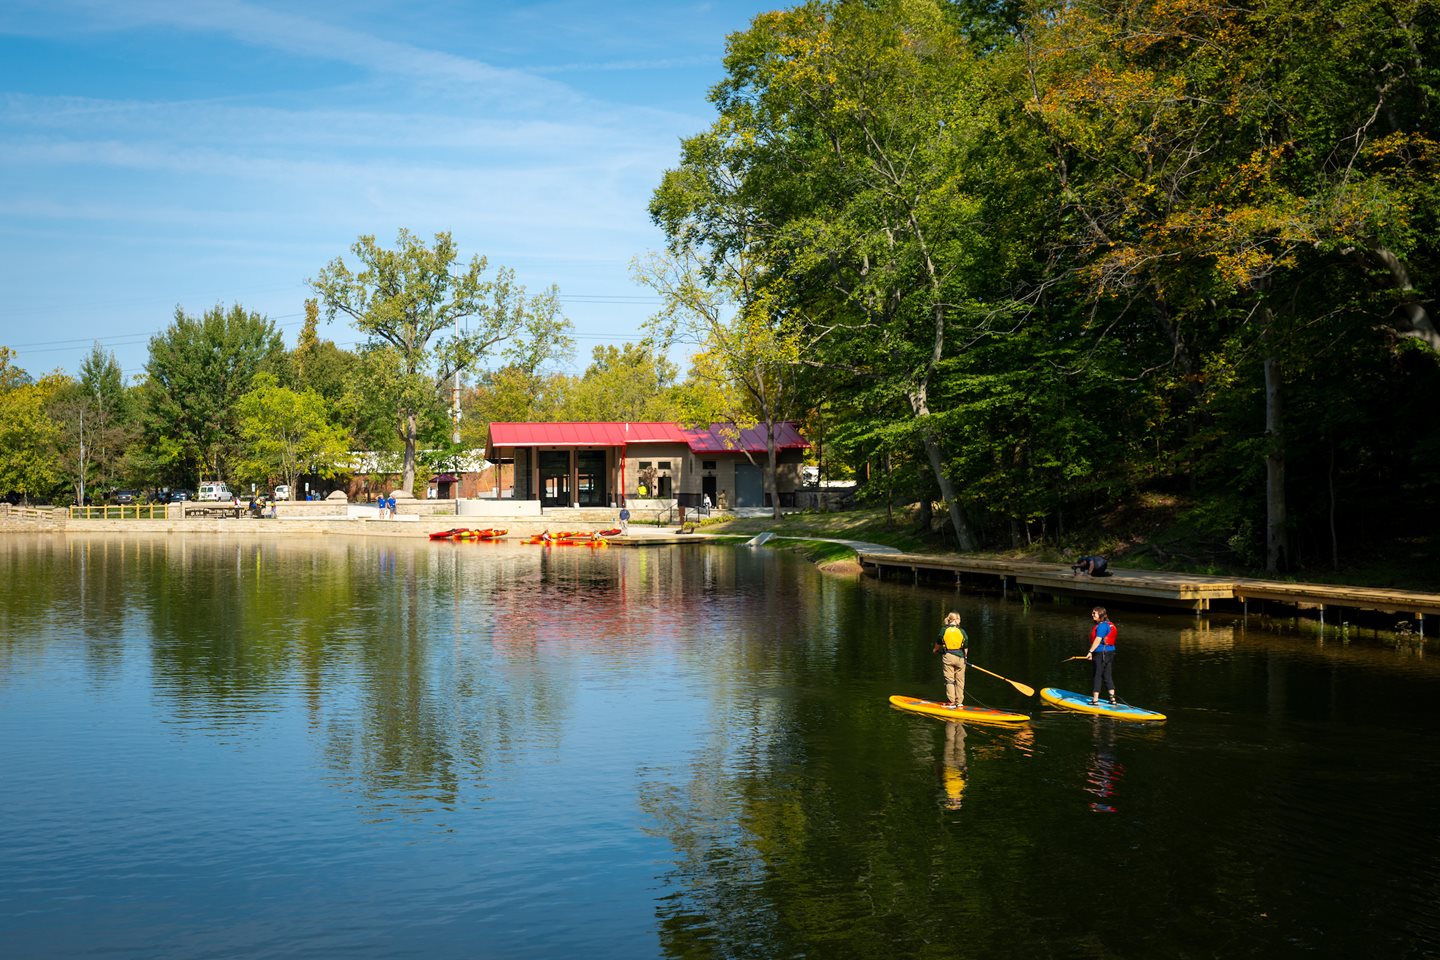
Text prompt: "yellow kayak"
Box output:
[[888, 695, 1030, 725]]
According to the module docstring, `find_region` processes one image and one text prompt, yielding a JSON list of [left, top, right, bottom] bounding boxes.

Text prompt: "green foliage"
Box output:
[[309, 230, 572, 492], [139, 304, 284, 487], [233, 373, 352, 495], [0, 374, 67, 501], [651, 0, 1440, 577]]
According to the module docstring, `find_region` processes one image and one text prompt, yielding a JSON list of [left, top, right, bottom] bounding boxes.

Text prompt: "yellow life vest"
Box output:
[[941, 625, 968, 655]]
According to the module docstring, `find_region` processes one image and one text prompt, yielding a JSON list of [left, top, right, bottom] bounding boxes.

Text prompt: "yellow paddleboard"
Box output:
[[888, 695, 1030, 724]]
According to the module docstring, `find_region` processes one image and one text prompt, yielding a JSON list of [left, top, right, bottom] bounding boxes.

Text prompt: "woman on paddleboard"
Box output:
[[1086, 606, 1117, 706], [932, 611, 969, 708]]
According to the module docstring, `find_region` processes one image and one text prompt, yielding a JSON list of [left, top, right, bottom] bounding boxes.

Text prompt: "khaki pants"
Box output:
[[942, 653, 967, 706]]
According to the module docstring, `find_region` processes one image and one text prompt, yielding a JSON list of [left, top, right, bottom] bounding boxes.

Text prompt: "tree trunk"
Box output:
[[1373, 246, 1440, 352], [1264, 354, 1288, 573], [401, 412, 418, 496], [766, 420, 782, 521], [909, 388, 977, 551]]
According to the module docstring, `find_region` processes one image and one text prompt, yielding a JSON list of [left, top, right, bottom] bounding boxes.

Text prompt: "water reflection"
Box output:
[[3, 534, 1440, 959], [940, 721, 967, 810], [1084, 719, 1124, 813]]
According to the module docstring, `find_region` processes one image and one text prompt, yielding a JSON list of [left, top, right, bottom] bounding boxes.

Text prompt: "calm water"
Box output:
[[2, 534, 1438, 959]]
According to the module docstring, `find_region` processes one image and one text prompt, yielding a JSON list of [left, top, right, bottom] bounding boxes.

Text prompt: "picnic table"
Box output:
[[183, 503, 245, 519]]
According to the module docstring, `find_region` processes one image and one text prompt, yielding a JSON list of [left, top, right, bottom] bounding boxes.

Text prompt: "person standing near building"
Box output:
[[1086, 606, 1118, 705], [619, 505, 630, 535], [932, 611, 969, 708]]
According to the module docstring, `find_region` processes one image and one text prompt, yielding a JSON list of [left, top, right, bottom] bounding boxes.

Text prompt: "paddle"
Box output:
[[968, 662, 1035, 698], [1062, 655, 1088, 662]]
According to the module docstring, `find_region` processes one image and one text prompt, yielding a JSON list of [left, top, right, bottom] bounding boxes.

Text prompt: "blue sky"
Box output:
[[0, 0, 773, 381]]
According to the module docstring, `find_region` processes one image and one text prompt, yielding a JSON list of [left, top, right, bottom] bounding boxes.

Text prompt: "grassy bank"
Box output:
[[703, 505, 1439, 592]]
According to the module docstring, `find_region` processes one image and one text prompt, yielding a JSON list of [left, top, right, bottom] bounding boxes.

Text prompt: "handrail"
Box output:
[[68, 504, 170, 520]]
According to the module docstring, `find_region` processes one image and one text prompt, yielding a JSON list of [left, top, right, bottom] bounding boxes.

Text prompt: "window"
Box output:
[[639, 461, 652, 470], [702, 460, 716, 470], [659, 461, 672, 470]]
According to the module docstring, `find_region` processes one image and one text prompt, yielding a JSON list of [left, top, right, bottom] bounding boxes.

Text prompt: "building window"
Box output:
[[639, 461, 652, 470], [702, 460, 716, 470], [659, 461, 671, 471]]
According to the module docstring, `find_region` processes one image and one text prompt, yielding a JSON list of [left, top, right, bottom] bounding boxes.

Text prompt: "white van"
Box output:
[[272, 484, 291, 501], [198, 481, 232, 502]]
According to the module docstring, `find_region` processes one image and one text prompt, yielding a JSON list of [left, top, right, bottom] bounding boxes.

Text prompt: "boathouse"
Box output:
[[483, 421, 809, 509]]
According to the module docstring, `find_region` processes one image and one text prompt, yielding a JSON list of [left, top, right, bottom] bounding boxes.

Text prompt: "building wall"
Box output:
[[622, 446, 805, 504]]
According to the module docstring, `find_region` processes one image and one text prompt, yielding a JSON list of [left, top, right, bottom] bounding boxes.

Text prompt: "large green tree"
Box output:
[[0, 373, 67, 503], [233, 373, 352, 500], [49, 344, 136, 505], [139, 304, 284, 488], [310, 230, 571, 495]]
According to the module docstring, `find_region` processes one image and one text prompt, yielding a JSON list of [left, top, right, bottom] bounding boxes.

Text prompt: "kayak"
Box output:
[[455, 528, 506, 540], [596, 528, 622, 537], [429, 528, 467, 540], [888, 695, 1030, 725], [1039, 687, 1166, 722]]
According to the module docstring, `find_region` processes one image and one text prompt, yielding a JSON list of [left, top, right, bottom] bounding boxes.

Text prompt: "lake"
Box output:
[[2, 534, 1438, 959]]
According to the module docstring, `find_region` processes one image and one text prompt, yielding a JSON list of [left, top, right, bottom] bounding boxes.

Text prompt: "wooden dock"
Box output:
[[856, 551, 1440, 624]]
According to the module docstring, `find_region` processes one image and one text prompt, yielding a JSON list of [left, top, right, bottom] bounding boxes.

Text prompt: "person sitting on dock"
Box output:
[[931, 611, 969, 708], [1072, 554, 1110, 577]]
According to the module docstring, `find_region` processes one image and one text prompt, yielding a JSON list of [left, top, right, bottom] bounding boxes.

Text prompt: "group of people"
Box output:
[[932, 604, 1119, 710], [376, 494, 398, 519]]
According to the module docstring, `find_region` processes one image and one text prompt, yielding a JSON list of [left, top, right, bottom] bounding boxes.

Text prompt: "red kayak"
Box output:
[[429, 528, 468, 540]]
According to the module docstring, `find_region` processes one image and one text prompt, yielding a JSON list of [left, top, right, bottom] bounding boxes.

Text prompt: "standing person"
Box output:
[[618, 505, 630, 535], [931, 611, 969, 708], [1086, 606, 1118, 705]]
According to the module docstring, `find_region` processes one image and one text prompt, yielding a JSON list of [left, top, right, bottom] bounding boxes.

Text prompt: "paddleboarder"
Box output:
[[932, 611, 969, 708], [1085, 606, 1118, 706]]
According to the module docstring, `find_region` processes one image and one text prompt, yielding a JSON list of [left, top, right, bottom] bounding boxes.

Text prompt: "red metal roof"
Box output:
[[680, 422, 810, 454], [486, 421, 808, 455]]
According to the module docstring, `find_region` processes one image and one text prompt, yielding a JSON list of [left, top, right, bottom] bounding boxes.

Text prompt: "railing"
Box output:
[[69, 504, 171, 520], [6, 505, 66, 525]]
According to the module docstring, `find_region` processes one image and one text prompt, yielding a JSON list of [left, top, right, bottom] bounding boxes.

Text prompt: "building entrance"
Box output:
[[576, 451, 607, 507], [538, 451, 571, 507]]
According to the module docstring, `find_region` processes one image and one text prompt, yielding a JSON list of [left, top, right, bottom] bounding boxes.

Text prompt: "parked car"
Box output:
[[197, 481, 232, 502], [168, 489, 195, 503], [272, 484, 291, 501], [112, 490, 138, 505]]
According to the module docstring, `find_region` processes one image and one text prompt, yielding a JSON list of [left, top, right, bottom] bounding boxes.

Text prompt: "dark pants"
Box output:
[[1092, 649, 1115, 695]]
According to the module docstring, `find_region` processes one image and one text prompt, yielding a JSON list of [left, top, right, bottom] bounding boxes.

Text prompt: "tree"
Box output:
[[0, 374, 66, 502], [233, 373, 352, 499], [140, 304, 284, 487], [49, 345, 135, 506], [555, 342, 689, 423], [310, 230, 571, 494], [638, 249, 805, 521], [654, 1, 1019, 542]]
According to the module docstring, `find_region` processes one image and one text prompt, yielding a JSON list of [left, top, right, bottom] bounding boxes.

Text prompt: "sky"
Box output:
[[0, 0, 775, 383]]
